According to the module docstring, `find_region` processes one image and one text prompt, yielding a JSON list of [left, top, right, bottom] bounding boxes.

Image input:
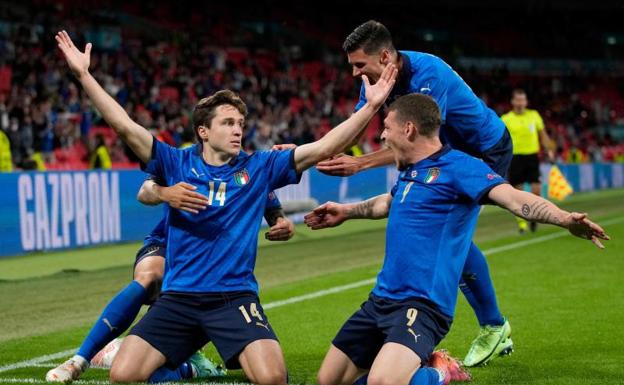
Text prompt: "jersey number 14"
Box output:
[[207, 181, 227, 206]]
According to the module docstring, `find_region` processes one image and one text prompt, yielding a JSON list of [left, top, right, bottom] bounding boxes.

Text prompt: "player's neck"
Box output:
[[513, 107, 525, 114], [404, 138, 443, 165], [201, 146, 234, 167]]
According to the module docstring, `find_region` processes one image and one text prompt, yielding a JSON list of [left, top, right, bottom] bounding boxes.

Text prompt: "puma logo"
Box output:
[[256, 322, 270, 331], [407, 328, 421, 343], [102, 318, 117, 332]]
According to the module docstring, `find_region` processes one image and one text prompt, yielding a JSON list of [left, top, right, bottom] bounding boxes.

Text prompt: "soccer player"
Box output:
[[45, 175, 295, 383], [306, 93, 608, 385], [55, 30, 397, 384], [316, 20, 515, 366], [502, 89, 556, 233]]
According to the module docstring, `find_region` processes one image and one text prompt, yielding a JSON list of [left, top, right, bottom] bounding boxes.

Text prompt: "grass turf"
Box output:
[[1, 188, 623, 384]]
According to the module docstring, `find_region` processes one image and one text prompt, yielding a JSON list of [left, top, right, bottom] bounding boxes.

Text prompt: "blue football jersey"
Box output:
[[141, 171, 283, 247], [355, 51, 505, 155], [372, 146, 506, 317], [143, 140, 300, 293]]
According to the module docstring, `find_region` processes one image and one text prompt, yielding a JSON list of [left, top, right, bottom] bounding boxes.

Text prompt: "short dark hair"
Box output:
[[512, 88, 526, 98], [192, 90, 247, 142], [388, 94, 441, 138], [343, 20, 395, 54]]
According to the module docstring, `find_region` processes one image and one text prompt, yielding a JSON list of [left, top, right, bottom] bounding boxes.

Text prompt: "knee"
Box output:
[[110, 361, 148, 383], [252, 368, 287, 385], [134, 271, 162, 300], [367, 372, 399, 385], [317, 369, 337, 385]]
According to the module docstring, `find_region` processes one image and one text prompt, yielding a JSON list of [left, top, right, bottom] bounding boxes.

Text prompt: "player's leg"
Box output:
[[368, 298, 467, 385], [238, 339, 287, 385], [463, 132, 514, 366], [317, 345, 367, 385], [317, 295, 389, 385], [45, 245, 165, 382], [206, 292, 287, 385], [461, 244, 513, 367], [111, 293, 208, 383]]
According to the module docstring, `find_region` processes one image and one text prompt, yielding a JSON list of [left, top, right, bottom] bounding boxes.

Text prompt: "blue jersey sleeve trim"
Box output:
[[475, 181, 508, 205]]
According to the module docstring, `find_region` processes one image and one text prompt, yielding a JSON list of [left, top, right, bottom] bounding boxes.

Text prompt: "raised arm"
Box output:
[[304, 193, 393, 230], [55, 31, 153, 163], [292, 65, 397, 173], [315, 148, 395, 176], [488, 184, 609, 248]]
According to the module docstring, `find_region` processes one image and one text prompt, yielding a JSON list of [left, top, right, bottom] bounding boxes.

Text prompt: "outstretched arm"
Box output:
[[303, 193, 392, 230], [315, 148, 395, 176], [292, 64, 397, 173], [55, 31, 153, 163], [488, 184, 609, 248]]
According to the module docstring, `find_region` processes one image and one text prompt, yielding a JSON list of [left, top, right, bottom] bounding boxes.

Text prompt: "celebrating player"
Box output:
[[316, 20, 516, 366], [307, 93, 608, 385], [45, 173, 295, 383], [55, 30, 396, 384]]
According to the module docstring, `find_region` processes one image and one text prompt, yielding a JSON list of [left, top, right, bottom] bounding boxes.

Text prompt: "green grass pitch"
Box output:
[[1, 188, 623, 384]]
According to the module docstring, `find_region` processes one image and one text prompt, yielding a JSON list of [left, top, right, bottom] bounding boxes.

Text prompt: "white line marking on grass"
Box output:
[[263, 278, 376, 309], [483, 216, 623, 256], [0, 349, 75, 374], [4, 215, 622, 375]]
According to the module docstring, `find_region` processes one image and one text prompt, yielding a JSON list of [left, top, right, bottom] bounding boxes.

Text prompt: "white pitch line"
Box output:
[[3, 215, 622, 375]]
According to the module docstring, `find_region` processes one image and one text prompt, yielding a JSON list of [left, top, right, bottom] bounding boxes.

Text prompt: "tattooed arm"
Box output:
[[263, 207, 295, 241], [488, 184, 610, 248], [303, 194, 392, 230]]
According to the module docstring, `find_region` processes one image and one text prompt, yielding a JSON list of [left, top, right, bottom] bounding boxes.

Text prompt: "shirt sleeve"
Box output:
[[534, 111, 545, 132], [454, 156, 508, 204], [354, 83, 367, 112], [265, 191, 282, 210], [142, 138, 181, 182], [263, 149, 302, 190]]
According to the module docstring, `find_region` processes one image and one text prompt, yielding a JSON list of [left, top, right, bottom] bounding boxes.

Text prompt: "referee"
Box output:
[[502, 89, 555, 233]]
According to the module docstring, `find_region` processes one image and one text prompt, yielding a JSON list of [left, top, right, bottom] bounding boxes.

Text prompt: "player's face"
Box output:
[[347, 48, 386, 84], [381, 110, 407, 167], [204, 104, 244, 157], [511, 93, 528, 112]]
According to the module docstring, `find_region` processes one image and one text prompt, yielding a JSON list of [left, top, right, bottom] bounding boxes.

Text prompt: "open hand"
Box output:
[[364, 63, 398, 109], [563, 212, 610, 249], [159, 182, 209, 214], [55, 30, 92, 78], [303, 201, 348, 230], [315, 154, 361, 176]]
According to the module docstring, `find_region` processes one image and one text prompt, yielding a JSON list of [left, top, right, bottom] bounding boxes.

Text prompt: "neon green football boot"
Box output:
[[188, 351, 227, 379], [463, 318, 513, 367]]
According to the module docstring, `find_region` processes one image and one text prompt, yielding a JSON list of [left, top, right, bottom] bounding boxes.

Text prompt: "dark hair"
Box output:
[[512, 88, 526, 97], [388, 94, 441, 137], [343, 20, 395, 54], [192, 90, 247, 142]]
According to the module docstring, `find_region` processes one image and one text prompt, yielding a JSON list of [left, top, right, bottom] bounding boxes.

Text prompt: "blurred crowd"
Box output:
[[0, 1, 623, 171]]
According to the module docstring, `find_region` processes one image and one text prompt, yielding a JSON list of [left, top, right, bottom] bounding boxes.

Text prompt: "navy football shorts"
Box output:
[[134, 243, 166, 269], [332, 294, 451, 369], [129, 291, 278, 369], [480, 128, 513, 179]]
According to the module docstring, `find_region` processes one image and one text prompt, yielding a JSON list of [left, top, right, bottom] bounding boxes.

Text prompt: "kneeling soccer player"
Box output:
[[307, 93, 608, 385], [46, 176, 294, 383]]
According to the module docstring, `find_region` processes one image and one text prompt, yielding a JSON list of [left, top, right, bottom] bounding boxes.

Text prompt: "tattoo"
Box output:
[[264, 207, 285, 227], [519, 200, 562, 225], [348, 198, 376, 219]]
